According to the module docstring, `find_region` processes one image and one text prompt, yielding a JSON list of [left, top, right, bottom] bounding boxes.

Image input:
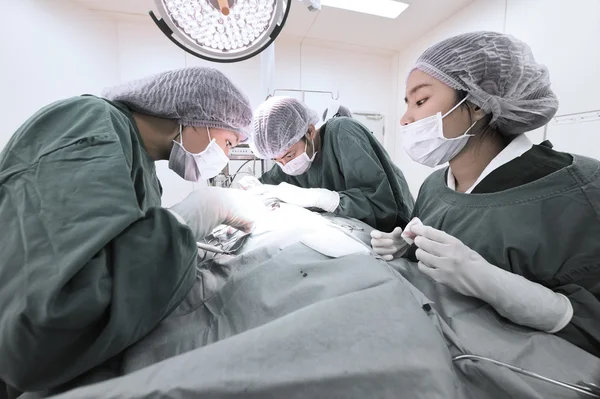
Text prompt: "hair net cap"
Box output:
[[322, 102, 353, 122], [413, 31, 558, 135], [102, 67, 253, 141], [337, 105, 353, 118], [250, 96, 319, 159]]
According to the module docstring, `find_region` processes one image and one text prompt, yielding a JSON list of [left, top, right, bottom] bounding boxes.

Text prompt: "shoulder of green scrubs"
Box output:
[[413, 152, 600, 357], [0, 95, 198, 392], [261, 117, 414, 231]]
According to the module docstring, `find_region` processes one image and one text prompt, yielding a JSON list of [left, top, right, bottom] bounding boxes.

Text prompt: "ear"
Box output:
[[470, 104, 487, 122], [306, 124, 317, 140], [170, 124, 183, 141]]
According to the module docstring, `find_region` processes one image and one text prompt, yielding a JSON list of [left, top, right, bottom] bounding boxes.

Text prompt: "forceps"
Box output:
[[340, 223, 364, 232], [330, 220, 364, 233], [453, 355, 600, 398]]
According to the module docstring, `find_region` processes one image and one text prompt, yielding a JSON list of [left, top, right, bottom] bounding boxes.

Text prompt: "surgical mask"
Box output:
[[277, 138, 317, 176], [168, 126, 229, 181], [401, 97, 477, 167]]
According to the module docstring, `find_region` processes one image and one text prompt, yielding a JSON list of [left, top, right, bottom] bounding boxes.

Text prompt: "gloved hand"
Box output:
[[370, 218, 422, 261], [411, 223, 573, 333], [370, 228, 409, 261], [259, 182, 340, 212], [168, 187, 268, 241], [234, 175, 263, 191]]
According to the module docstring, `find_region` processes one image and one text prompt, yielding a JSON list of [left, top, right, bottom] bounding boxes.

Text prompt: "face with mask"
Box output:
[[400, 69, 486, 167], [274, 127, 318, 176], [168, 125, 239, 181]]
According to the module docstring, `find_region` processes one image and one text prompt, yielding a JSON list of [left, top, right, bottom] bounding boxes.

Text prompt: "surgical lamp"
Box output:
[[149, 0, 307, 63]]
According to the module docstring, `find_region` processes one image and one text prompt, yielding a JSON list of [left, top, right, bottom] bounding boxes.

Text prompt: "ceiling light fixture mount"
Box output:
[[320, 0, 409, 19]]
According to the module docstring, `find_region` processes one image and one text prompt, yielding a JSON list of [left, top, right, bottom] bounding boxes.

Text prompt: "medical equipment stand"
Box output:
[[208, 144, 268, 187]]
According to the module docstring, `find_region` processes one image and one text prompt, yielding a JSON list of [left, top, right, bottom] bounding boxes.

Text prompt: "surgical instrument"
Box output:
[[339, 223, 364, 232], [329, 220, 365, 233], [196, 242, 233, 255], [452, 354, 600, 398]]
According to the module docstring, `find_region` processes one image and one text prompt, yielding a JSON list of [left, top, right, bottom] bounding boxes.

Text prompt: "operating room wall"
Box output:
[[114, 18, 397, 206], [9, 1, 595, 207], [0, 0, 119, 149], [393, 0, 600, 197], [273, 35, 398, 153]]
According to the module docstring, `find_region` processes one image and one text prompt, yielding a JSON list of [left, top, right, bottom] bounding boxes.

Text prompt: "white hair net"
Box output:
[[250, 96, 320, 159], [337, 105, 353, 118], [413, 31, 558, 135], [102, 67, 253, 140]]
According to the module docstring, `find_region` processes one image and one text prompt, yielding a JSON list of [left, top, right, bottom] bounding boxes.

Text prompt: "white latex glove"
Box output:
[[370, 228, 408, 261], [411, 223, 573, 333], [168, 187, 268, 241], [259, 182, 340, 212], [234, 175, 263, 191], [370, 217, 422, 261]]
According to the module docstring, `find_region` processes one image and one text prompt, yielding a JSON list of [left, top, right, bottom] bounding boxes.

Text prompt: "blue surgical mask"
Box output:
[[168, 126, 229, 181]]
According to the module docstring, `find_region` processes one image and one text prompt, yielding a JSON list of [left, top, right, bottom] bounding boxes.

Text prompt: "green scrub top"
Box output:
[[411, 151, 600, 357], [0, 96, 198, 392], [259, 117, 414, 231]]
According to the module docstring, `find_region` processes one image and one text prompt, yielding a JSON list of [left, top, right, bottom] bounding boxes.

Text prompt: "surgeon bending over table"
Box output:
[[0, 67, 266, 396], [239, 96, 415, 232]]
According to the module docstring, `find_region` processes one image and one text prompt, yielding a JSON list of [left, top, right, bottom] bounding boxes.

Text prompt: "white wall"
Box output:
[[114, 21, 397, 128], [393, 0, 600, 197], [505, 0, 600, 116], [273, 36, 397, 151], [113, 19, 399, 206], [7, 0, 595, 205], [0, 0, 119, 148]]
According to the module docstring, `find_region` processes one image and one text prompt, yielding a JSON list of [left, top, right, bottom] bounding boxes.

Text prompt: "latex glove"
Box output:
[[370, 217, 422, 260], [370, 228, 408, 261], [168, 187, 268, 241], [234, 175, 263, 191], [411, 223, 573, 333], [260, 182, 340, 212]]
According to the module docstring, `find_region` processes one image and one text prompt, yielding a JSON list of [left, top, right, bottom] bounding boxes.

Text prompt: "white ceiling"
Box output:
[[72, 0, 475, 53]]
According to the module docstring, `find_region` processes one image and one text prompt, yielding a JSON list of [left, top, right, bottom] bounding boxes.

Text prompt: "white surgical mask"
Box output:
[[277, 138, 317, 176], [169, 126, 229, 181], [401, 97, 477, 168]]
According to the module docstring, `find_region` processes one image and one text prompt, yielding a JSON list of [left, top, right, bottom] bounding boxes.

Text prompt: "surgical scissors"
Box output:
[[452, 354, 600, 398]]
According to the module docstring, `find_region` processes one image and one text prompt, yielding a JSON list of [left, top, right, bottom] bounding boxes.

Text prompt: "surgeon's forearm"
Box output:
[[313, 188, 340, 212], [335, 191, 385, 229], [0, 207, 197, 392], [476, 267, 573, 333]]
